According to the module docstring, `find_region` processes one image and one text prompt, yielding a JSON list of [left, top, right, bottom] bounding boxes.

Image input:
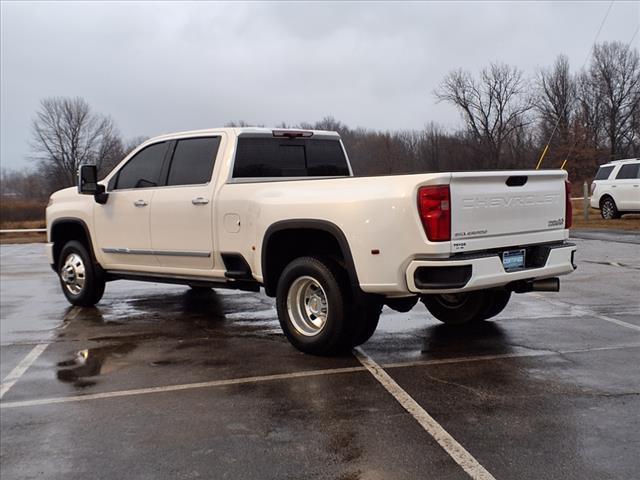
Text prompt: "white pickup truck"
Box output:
[[47, 128, 576, 354]]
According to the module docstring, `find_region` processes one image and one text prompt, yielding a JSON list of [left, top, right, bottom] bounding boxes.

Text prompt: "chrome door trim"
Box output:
[[102, 248, 211, 258]]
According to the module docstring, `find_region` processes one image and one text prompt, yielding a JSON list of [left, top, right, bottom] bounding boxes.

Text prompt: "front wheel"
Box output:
[[58, 240, 105, 307]]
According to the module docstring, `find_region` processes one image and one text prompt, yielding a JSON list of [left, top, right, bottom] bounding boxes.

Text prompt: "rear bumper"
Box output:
[[406, 243, 576, 294]]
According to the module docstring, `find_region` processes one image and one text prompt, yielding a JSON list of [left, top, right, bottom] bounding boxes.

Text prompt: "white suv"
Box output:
[[590, 159, 640, 219]]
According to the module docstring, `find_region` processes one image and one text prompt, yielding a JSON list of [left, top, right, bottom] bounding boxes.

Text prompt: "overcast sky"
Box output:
[[1, 1, 638, 170]]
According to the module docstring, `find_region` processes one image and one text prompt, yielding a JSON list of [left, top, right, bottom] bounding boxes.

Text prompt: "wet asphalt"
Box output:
[[1, 234, 639, 480]]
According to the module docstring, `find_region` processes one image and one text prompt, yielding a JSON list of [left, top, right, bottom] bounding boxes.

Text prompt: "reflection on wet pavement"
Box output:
[[57, 343, 137, 387], [2, 240, 640, 480]]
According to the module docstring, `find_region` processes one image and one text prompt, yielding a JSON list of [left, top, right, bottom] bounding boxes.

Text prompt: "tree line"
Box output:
[[1, 40, 638, 202]]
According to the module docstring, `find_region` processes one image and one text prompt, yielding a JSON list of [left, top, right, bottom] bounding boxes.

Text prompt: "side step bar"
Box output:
[[105, 270, 260, 292]]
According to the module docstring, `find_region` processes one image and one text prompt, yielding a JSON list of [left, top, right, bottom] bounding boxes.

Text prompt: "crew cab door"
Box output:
[[149, 136, 222, 271], [94, 141, 169, 268]]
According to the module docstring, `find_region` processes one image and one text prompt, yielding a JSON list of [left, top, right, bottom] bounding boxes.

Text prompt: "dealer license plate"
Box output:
[[502, 249, 525, 271]]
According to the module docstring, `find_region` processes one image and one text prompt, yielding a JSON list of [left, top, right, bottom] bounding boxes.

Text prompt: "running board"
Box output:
[[106, 270, 260, 292]]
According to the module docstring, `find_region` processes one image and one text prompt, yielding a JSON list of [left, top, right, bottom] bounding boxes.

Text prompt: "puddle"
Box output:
[[56, 343, 137, 387]]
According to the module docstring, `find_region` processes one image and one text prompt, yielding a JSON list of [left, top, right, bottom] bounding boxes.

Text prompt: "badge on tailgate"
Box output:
[[502, 249, 525, 271]]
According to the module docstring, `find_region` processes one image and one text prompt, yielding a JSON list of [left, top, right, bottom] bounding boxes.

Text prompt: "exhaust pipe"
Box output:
[[512, 277, 560, 293]]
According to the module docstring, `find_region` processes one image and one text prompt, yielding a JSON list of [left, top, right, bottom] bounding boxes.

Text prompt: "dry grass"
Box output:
[[0, 232, 46, 244], [0, 199, 47, 243], [570, 198, 640, 231], [0, 219, 46, 244], [0, 198, 47, 225], [1, 219, 46, 229]]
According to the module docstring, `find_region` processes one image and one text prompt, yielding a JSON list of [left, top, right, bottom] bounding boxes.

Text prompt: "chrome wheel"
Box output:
[[286, 276, 329, 336], [60, 253, 86, 295]]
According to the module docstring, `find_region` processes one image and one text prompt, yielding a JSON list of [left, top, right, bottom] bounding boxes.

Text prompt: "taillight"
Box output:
[[590, 182, 596, 195], [565, 180, 572, 229], [418, 185, 450, 241]]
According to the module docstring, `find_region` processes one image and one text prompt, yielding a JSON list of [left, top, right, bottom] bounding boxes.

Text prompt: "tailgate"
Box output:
[[449, 170, 567, 241]]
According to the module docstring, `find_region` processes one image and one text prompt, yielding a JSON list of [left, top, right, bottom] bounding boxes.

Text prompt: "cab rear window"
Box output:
[[233, 138, 350, 178]]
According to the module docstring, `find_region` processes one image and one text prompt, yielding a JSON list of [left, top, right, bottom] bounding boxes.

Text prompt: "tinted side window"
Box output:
[[115, 142, 167, 189], [615, 163, 640, 179], [233, 138, 349, 178], [594, 165, 614, 180], [167, 137, 221, 186]]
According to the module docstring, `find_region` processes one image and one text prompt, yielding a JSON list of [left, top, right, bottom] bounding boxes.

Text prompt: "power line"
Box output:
[[561, 13, 640, 170], [627, 24, 639, 48], [535, 0, 615, 170]]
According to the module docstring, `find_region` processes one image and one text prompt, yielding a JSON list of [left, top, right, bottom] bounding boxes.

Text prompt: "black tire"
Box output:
[[384, 296, 419, 313], [58, 240, 105, 307], [189, 285, 212, 292], [421, 291, 490, 325], [276, 256, 358, 355], [477, 290, 511, 321], [600, 196, 620, 219], [352, 295, 383, 347]]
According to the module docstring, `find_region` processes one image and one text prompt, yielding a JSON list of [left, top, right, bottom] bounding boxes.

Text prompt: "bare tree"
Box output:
[[419, 122, 446, 171], [30, 97, 122, 188], [575, 69, 604, 153], [96, 124, 125, 177], [535, 55, 576, 147], [590, 41, 640, 157], [435, 63, 533, 168], [0, 168, 47, 200], [118, 136, 147, 156]]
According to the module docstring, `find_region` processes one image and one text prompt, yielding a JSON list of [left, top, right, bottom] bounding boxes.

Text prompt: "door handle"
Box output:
[[192, 197, 209, 205], [134, 199, 148, 207]]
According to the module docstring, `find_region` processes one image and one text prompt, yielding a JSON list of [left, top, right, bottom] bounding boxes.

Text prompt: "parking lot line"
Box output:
[[57, 306, 83, 331], [2, 343, 639, 410], [354, 347, 496, 480], [0, 365, 367, 409], [588, 312, 640, 332], [0, 343, 49, 400], [531, 293, 640, 332], [381, 343, 640, 370], [1, 307, 85, 398]]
